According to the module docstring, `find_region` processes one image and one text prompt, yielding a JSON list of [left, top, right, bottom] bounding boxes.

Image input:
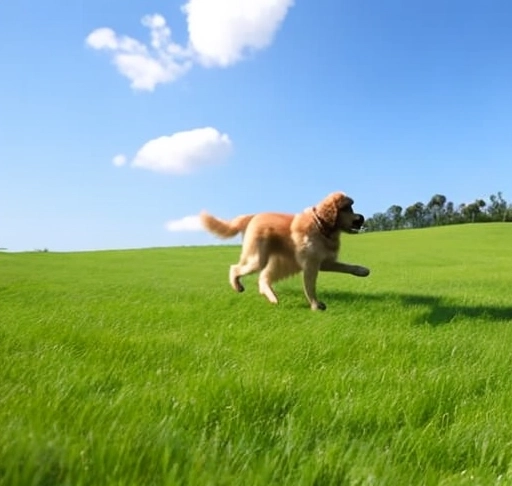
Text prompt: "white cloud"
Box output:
[[86, 14, 192, 91], [112, 154, 127, 167], [132, 127, 232, 174], [183, 0, 294, 67], [86, 1, 294, 90], [165, 215, 203, 232]]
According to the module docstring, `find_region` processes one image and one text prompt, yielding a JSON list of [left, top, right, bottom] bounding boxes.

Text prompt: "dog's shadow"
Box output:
[[318, 290, 512, 326]]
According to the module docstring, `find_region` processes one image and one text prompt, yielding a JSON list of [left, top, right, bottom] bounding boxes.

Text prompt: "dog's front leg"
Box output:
[[302, 261, 325, 311], [320, 260, 370, 277]]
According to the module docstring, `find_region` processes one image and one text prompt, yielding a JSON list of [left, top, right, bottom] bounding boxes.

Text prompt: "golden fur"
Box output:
[[200, 192, 370, 310]]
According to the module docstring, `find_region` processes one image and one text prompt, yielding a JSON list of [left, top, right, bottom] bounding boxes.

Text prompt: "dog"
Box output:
[[200, 192, 370, 310]]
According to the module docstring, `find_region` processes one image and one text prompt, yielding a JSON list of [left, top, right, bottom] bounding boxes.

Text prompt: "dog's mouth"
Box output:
[[349, 214, 365, 234]]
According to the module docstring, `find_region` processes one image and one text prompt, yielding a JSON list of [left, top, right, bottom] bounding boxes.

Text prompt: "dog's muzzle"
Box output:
[[351, 214, 365, 232]]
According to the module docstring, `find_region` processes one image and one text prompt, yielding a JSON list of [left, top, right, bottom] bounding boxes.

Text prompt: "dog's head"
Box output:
[[315, 192, 365, 234]]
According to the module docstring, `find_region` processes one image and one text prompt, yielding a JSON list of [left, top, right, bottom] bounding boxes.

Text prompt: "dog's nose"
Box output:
[[355, 214, 365, 225]]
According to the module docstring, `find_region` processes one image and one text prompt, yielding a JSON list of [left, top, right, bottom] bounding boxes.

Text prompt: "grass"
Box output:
[[1, 223, 512, 485]]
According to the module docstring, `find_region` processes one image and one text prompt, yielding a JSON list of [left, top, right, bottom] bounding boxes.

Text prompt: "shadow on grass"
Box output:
[[320, 290, 512, 326]]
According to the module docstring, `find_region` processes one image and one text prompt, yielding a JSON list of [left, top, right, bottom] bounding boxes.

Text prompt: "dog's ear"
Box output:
[[316, 192, 347, 227]]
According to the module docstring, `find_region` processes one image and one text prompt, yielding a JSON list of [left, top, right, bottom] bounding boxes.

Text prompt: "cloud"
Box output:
[[183, 0, 295, 67], [86, 1, 294, 90], [86, 14, 192, 91], [165, 215, 203, 232], [112, 154, 127, 167], [132, 127, 232, 174]]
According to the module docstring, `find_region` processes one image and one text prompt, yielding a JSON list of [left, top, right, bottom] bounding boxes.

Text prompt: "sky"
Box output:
[[1, 0, 511, 252]]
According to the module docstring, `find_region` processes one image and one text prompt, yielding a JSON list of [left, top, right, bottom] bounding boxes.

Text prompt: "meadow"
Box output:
[[1, 223, 512, 485]]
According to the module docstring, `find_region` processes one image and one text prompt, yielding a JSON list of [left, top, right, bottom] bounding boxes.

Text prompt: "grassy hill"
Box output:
[[1, 223, 512, 485]]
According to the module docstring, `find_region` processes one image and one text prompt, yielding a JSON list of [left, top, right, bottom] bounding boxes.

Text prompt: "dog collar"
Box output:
[[312, 206, 335, 238]]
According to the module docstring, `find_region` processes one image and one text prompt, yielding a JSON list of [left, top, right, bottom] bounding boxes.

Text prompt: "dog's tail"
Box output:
[[200, 211, 254, 239]]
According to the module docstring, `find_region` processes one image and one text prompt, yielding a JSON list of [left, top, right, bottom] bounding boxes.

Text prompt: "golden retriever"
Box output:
[[200, 192, 370, 310]]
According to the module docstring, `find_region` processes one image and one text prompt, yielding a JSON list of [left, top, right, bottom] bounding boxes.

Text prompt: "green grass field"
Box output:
[[1, 223, 512, 485]]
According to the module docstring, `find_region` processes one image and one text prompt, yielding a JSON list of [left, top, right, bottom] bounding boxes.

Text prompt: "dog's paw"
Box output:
[[353, 266, 370, 277], [311, 301, 327, 311], [231, 279, 245, 292]]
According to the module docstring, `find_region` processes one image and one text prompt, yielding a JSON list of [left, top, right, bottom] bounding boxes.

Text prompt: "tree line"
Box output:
[[363, 192, 511, 232]]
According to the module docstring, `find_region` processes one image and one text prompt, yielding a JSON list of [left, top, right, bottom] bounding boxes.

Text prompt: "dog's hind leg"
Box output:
[[229, 255, 260, 292], [234, 239, 277, 304], [252, 242, 279, 304], [258, 265, 278, 304], [230, 238, 279, 303], [229, 235, 265, 292]]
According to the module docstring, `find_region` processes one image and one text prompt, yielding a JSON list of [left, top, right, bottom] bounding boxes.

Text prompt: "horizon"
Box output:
[[2, 221, 508, 254]]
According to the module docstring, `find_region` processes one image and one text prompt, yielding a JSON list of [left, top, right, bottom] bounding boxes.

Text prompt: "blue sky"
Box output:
[[1, 0, 511, 252]]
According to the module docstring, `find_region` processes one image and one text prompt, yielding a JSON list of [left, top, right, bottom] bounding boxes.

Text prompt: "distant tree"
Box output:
[[456, 203, 466, 223], [364, 190, 510, 233], [386, 205, 404, 230], [367, 212, 392, 231], [462, 199, 486, 223], [444, 201, 456, 225], [487, 192, 508, 222], [427, 194, 447, 225], [405, 202, 427, 228], [362, 216, 376, 232], [475, 199, 486, 221]]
